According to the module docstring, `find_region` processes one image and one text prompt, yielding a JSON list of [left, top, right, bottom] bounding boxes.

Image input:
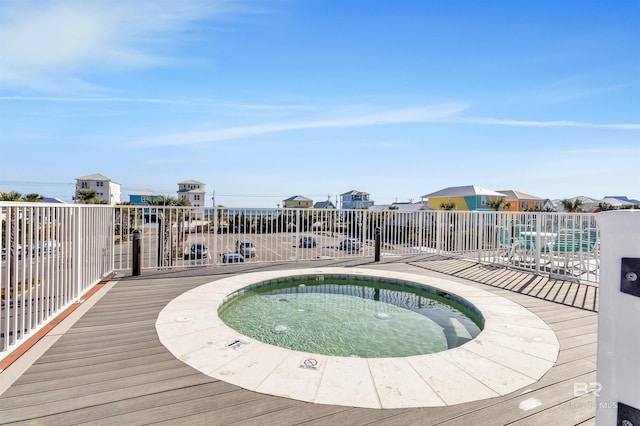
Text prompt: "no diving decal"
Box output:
[[300, 358, 319, 371]]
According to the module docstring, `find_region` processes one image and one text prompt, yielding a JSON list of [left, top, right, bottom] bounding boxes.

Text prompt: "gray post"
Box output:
[[132, 229, 141, 276], [595, 211, 640, 424], [375, 227, 381, 262]]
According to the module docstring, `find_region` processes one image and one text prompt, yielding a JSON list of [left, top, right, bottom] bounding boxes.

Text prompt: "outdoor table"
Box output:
[[519, 231, 557, 269]]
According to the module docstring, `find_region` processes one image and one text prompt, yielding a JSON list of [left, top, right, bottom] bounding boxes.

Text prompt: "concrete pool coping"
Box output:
[[156, 267, 560, 409]]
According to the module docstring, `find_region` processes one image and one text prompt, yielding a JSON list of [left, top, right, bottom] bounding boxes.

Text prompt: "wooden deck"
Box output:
[[0, 255, 598, 425]]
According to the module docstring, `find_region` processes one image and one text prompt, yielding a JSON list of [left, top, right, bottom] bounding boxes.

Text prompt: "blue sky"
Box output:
[[1, 0, 638, 207]]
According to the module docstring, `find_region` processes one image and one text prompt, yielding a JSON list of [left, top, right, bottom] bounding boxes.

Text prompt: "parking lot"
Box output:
[[179, 232, 376, 266]]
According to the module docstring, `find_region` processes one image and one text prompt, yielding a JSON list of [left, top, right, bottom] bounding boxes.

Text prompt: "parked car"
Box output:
[[299, 236, 317, 248], [2, 244, 22, 260], [235, 239, 256, 258], [186, 243, 208, 260], [339, 238, 361, 252], [221, 253, 245, 264]]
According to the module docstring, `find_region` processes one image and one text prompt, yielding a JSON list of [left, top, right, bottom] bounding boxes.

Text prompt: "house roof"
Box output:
[[178, 180, 205, 185], [129, 189, 159, 196], [568, 195, 599, 203], [284, 195, 312, 202], [313, 201, 336, 209], [422, 185, 506, 198], [341, 190, 369, 196], [42, 197, 67, 204], [76, 173, 120, 184], [603, 196, 640, 206], [599, 197, 636, 207], [496, 190, 544, 200]]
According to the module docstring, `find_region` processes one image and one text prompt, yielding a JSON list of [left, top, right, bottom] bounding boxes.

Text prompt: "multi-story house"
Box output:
[[75, 173, 121, 205], [283, 195, 313, 208], [177, 180, 206, 207], [341, 190, 374, 209]]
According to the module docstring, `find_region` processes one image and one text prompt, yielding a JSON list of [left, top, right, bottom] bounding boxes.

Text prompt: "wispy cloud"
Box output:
[[529, 73, 627, 103], [0, 96, 313, 114], [127, 100, 640, 148], [532, 84, 627, 103], [0, 0, 261, 92], [561, 147, 640, 155], [129, 103, 468, 147], [460, 117, 640, 130], [0, 95, 186, 105]]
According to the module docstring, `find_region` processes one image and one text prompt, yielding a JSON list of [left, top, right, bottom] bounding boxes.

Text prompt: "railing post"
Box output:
[[477, 212, 484, 264], [157, 210, 163, 268], [436, 211, 443, 254], [132, 229, 141, 276], [374, 227, 381, 262], [213, 206, 218, 266], [74, 205, 82, 302], [361, 210, 367, 258], [534, 213, 542, 274]]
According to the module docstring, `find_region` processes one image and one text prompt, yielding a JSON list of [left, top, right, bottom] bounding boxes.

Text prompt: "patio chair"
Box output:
[[551, 228, 597, 276], [495, 226, 525, 263], [581, 227, 600, 268]]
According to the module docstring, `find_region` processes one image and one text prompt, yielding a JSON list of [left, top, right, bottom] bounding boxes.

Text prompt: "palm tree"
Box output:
[[440, 202, 456, 210], [74, 190, 107, 204], [486, 198, 511, 211], [24, 193, 43, 202], [147, 196, 192, 265], [596, 202, 614, 212], [560, 198, 584, 213], [148, 196, 190, 207], [0, 191, 23, 201]]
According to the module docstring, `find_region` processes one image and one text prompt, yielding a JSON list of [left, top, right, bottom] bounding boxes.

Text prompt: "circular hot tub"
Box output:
[[218, 274, 483, 358], [156, 267, 559, 409]]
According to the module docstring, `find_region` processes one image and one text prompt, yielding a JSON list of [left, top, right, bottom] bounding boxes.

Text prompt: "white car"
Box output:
[[339, 238, 361, 252], [235, 240, 256, 258], [221, 253, 245, 264]]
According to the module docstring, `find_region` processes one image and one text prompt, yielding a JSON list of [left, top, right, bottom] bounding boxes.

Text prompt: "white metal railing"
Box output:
[[1, 203, 601, 358], [112, 207, 600, 283], [1, 203, 113, 358]]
